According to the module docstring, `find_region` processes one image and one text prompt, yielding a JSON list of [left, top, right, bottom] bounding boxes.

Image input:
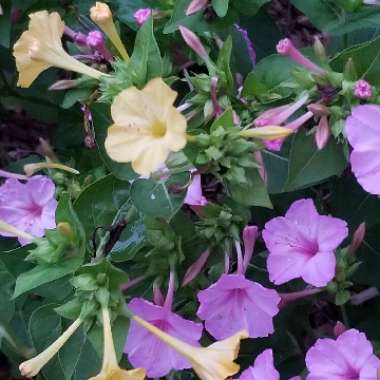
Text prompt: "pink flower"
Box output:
[[346, 105, 380, 195], [124, 274, 203, 378], [263, 199, 348, 287], [354, 79, 372, 100], [305, 329, 380, 380], [0, 176, 57, 245], [238, 349, 301, 380], [197, 274, 280, 340], [133, 8, 152, 26], [254, 94, 312, 151], [184, 173, 207, 206], [276, 38, 324, 76]]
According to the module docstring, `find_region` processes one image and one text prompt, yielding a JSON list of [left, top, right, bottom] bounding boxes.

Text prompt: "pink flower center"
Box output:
[[25, 202, 43, 218]]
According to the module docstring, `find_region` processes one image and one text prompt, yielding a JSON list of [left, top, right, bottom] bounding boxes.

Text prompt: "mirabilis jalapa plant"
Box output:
[[2, 0, 380, 379]]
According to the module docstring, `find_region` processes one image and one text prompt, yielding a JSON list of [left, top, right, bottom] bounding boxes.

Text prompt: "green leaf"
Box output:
[[210, 109, 234, 132], [227, 168, 273, 208], [130, 173, 190, 220], [13, 256, 82, 298], [0, 1, 11, 48], [232, 0, 271, 16], [61, 88, 93, 109], [129, 16, 163, 87], [212, 0, 230, 17], [92, 103, 138, 181], [284, 130, 347, 191], [331, 36, 380, 86], [216, 36, 234, 93], [74, 174, 131, 238]]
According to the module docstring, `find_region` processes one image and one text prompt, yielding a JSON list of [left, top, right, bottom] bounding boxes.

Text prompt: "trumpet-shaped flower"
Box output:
[[345, 105, 380, 195], [238, 349, 301, 380], [305, 329, 380, 380], [0, 176, 57, 245], [90, 2, 129, 62], [263, 199, 348, 287], [197, 274, 280, 340], [90, 308, 145, 380], [197, 227, 280, 340], [13, 11, 104, 88], [19, 318, 82, 378], [132, 314, 248, 380], [105, 78, 187, 176], [125, 274, 203, 377]]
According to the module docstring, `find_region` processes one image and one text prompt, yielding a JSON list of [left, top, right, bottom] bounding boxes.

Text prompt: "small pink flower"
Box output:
[[306, 329, 380, 380], [184, 173, 207, 206], [125, 274, 203, 378], [263, 199, 348, 287], [133, 8, 152, 26], [354, 79, 373, 100], [345, 105, 380, 195], [276, 38, 324, 76], [0, 176, 57, 245], [238, 349, 301, 380]]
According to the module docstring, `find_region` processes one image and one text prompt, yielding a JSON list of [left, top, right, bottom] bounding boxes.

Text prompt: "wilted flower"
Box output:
[[125, 274, 203, 377], [132, 314, 248, 380], [90, 308, 145, 380], [184, 173, 207, 206], [263, 199, 348, 287], [19, 318, 82, 378], [238, 349, 301, 380], [90, 2, 129, 62], [0, 176, 57, 245], [13, 11, 104, 88], [346, 105, 380, 195], [354, 79, 373, 100], [305, 329, 380, 380], [134, 8, 152, 26], [197, 227, 280, 340], [276, 38, 324, 76], [105, 78, 187, 176]]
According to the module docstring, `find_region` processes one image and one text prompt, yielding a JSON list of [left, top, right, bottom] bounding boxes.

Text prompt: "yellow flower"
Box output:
[[13, 11, 105, 88], [89, 308, 145, 380], [239, 125, 293, 140], [105, 78, 187, 176], [132, 315, 248, 380], [90, 2, 129, 62], [19, 318, 82, 378]]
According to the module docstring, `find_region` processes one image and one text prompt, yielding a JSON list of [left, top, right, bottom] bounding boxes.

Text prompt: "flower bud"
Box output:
[[90, 2, 112, 24], [134, 8, 152, 26], [57, 222, 75, 241], [315, 115, 330, 150], [179, 26, 209, 62], [354, 79, 372, 100], [334, 321, 347, 337], [313, 36, 327, 63], [48, 79, 77, 90], [348, 222, 366, 256], [186, 0, 208, 15]]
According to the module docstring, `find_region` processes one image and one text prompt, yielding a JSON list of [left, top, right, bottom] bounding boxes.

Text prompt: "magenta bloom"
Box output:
[[133, 8, 152, 26], [354, 80, 372, 100], [0, 176, 57, 245], [125, 275, 203, 378], [306, 329, 380, 380], [197, 274, 280, 340], [346, 105, 380, 195], [238, 349, 301, 380], [184, 173, 207, 206], [263, 199, 348, 287]]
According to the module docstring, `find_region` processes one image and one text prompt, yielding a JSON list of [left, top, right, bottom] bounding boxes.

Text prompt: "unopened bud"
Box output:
[[179, 26, 209, 62], [186, 0, 208, 15], [307, 103, 330, 117], [240, 125, 293, 140], [49, 79, 77, 91], [57, 222, 75, 241], [313, 37, 327, 63], [348, 222, 366, 256], [90, 2, 112, 24], [343, 58, 357, 81], [333, 321, 347, 337], [315, 115, 330, 150]]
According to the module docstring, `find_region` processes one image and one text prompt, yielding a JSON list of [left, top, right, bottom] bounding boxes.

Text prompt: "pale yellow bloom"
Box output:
[[133, 315, 248, 380], [105, 78, 187, 176], [239, 125, 293, 140], [90, 2, 129, 62], [19, 318, 82, 378], [13, 11, 104, 88], [89, 308, 145, 380]]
